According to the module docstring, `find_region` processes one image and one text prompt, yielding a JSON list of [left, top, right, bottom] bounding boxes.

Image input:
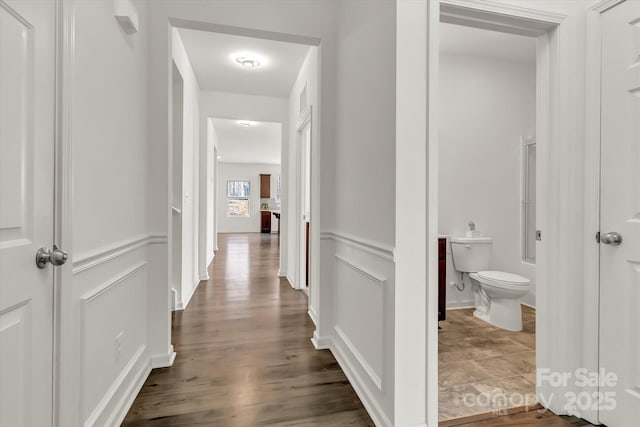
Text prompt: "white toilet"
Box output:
[[450, 237, 531, 331]]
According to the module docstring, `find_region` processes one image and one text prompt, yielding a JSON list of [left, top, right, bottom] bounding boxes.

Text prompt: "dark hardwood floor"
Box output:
[[122, 233, 374, 426], [123, 233, 596, 427]]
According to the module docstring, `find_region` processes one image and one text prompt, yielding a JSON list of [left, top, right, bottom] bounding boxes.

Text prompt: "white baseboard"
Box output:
[[277, 270, 287, 277], [86, 345, 149, 427], [329, 338, 392, 427], [150, 347, 176, 368], [308, 306, 318, 327], [445, 301, 475, 310], [285, 275, 295, 288], [170, 287, 178, 311], [176, 280, 202, 311], [310, 330, 331, 350]]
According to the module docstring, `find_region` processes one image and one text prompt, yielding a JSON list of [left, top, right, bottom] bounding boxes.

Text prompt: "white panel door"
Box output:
[[0, 0, 56, 426], [600, 1, 640, 426]]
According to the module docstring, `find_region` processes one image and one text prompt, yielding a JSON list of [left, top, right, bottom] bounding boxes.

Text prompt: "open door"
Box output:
[[0, 1, 58, 425], [599, 1, 640, 425]]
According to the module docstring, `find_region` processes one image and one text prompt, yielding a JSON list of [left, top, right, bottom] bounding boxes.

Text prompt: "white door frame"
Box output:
[[53, 0, 77, 425], [296, 107, 312, 291], [410, 1, 596, 424], [584, 1, 628, 424]]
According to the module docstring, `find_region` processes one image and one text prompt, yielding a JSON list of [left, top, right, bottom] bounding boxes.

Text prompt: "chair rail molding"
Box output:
[[72, 234, 168, 275], [320, 230, 395, 262]]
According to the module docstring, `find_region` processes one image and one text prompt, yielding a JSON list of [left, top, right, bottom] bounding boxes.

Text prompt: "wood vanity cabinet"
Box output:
[[260, 174, 271, 233], [438, 237, 446, 322]]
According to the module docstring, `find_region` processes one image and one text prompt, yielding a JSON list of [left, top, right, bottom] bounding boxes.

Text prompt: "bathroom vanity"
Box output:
[[438, 237, 446, 321]]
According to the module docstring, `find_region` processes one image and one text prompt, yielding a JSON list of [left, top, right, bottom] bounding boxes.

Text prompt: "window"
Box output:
[[276, 175, 281, 202], [227, 199, 250, 217], [522, 138, 536, 263], [227, 180, 250, 217], [227, 180, 250, 197]]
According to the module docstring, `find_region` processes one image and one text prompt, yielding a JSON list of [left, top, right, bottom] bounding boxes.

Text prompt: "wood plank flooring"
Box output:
[[123, 232, 596, 426], [122, 233, 374, 426]]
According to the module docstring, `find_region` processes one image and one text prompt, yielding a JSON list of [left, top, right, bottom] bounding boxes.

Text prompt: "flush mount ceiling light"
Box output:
[[238, 120, 254, 127], [235, 56, 261, 68]]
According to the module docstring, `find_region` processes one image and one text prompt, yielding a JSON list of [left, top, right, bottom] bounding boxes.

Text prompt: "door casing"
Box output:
[[417, 1, 597, 425], [53, 0, 76, 425]]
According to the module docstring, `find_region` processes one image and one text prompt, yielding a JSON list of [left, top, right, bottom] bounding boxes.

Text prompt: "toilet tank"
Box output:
[[450, 237, 493, 272]]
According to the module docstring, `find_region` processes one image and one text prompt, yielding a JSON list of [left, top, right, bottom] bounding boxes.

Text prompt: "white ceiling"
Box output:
[[212, 119, 281, 165], [178, 28, 311, 97], [440, 23, 536, 64]]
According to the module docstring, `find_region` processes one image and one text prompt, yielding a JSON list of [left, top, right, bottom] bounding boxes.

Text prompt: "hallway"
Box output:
[[122, 233, 374, 426]]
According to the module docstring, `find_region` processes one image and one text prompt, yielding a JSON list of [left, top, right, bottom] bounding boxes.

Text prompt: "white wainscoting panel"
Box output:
[[334, 254, 385, 390], [80, 262, 148, 425], [319, 231, 395, 427]]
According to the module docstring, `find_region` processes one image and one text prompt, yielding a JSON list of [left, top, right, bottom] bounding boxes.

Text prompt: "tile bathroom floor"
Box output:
[[439, 306, 537, 422]]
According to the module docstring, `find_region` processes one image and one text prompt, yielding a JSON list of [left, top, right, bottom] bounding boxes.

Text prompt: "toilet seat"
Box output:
[[472, 271, 531, 290]]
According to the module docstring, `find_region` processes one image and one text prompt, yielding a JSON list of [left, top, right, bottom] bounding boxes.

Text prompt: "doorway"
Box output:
[[423, 1, 569, 425], [297, 108, 312, 292], [436, 21, 539, 422], [170, 62, 184, 311], [166, 20, 322, 338]]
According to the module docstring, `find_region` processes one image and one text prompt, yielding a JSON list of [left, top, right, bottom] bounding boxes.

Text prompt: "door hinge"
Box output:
[[595, 231, 601, 243], [536, 230, 542, 241]]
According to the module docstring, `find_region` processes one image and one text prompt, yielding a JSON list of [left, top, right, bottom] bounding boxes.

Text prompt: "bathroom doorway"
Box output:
[[436, 20, 539, 423]]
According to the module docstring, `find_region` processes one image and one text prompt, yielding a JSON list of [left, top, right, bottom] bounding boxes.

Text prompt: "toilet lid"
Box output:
[[477, 271, 530, 286]]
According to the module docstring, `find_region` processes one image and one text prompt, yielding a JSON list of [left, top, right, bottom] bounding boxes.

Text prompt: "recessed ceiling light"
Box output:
[[235, 56, 261, 68], [217, 156, 222, 159], [238, 120, 254, 127]]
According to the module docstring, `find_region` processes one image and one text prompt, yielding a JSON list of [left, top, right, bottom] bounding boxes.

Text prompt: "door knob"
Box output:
[[35, 245, 69, 269], [600, 232, 622, 246]]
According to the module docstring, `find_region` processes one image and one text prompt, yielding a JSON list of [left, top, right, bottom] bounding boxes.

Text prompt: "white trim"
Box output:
[[321, 231, 395, 262], [84, 345, 148, 427], [330, 338, 393, 427], [80, 262, 147, 302], [277, 270, 287, 278], [334, 326, 382, 391], [308, 306, 318, 327], [295, 107, 312, 292], [72, 235, 167, 275], [150, 347, 177, 369], [285, 274, 295, 289], [53, 0, 75, 425], [175, 279, 202, 311], [296, 106, 312, 132], [335, 254, 387, 286], [445, 302, 475, 310], [310, 330, 331, 350], [592, 0, 625, 13], [440, 0, 565, 36]]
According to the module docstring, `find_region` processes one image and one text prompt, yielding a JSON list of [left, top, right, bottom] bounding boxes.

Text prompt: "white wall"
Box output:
[[439, 53, 536, 308], [60, 1, 173, 426], [217, 163, 281, 233], [317, 2, 398, 425], [172, 29, 201, 310]]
